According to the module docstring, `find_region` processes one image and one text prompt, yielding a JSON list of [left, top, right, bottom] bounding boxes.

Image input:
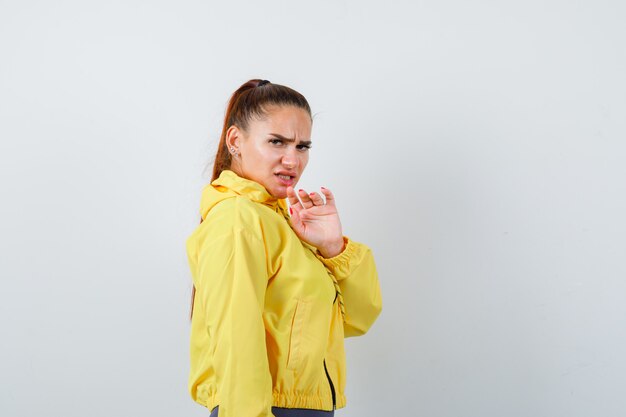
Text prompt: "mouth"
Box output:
[[275, 172, 296, 186]]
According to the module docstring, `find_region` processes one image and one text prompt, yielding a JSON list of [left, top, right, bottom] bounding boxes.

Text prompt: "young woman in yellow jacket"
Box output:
[[185, 79, 383, 417]]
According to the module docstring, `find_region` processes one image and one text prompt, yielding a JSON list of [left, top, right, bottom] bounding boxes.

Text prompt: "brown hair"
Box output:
[[190, 78, 312, 320]]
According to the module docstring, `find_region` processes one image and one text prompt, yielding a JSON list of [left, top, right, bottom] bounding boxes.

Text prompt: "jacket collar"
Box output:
[[211, 169, 290, 220]]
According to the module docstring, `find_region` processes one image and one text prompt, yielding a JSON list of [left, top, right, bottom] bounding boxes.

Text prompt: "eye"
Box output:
[[268, 137, 311, 151]]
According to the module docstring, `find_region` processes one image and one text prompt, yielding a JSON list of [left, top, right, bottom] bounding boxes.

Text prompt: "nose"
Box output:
[[282, 148, 298, 170]]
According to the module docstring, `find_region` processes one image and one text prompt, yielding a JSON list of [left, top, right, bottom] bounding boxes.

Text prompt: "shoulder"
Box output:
[[201, 196, 268, 239]]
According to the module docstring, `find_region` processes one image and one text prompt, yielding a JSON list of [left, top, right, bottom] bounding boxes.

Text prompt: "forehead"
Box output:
[[250, 105, 312, 136]]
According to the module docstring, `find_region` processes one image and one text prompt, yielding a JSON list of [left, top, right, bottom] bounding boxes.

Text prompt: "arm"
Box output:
[[194, 226, 274, 417], [314, 236, 383, 337]]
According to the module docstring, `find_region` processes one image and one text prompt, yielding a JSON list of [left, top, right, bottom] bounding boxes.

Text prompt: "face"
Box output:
[[227, 105, 312, 199]]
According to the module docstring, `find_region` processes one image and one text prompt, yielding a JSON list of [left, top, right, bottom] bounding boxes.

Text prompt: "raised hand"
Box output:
[[286, 186, 345, 258]]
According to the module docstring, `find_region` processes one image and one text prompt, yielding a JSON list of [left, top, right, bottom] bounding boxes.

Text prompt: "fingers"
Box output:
[[299, 188, 334, 208], [308, 191, 324, 206], [297, 189, 314, 209], [320, 187, 336, 206], [286, 186, 301, 208], [288, 199, 302, 226], [289, 186, 335, 213]]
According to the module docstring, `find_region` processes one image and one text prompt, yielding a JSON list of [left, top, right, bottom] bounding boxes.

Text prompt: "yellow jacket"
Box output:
[[185, 169, 382, 416]]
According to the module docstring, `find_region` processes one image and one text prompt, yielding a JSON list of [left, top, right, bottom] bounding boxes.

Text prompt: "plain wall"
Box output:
[[1, 1, 625, 416]]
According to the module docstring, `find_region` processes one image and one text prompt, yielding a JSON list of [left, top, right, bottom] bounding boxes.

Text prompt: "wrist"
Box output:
[[318, 237, 346, 258]]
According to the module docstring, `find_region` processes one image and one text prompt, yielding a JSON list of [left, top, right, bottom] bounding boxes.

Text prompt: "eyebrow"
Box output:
[[269, 133, 312, 145]]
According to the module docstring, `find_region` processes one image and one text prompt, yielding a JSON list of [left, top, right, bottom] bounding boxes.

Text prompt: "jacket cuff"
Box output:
[[314, 236, 362, 278]]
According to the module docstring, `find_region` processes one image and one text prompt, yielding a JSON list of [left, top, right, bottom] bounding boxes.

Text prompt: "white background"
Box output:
[[1, 1, 625, 416]]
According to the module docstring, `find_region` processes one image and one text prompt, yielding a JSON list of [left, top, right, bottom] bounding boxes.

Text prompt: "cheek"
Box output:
[[247, 143, 276, 162]]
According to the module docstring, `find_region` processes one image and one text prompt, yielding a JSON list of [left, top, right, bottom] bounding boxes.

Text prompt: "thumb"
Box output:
[[288, 205, 303, 230]]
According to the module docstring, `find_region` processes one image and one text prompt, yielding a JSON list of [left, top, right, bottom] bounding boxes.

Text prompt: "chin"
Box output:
[[272, 189, 288, 199]]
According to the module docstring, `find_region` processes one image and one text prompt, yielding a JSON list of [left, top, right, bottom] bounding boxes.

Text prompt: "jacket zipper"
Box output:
[[323, 358, 336, 410]]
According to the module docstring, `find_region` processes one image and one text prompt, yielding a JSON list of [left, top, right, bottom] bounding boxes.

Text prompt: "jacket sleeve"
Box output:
[[194, 226, 274, 417], [314, 236, 383, 337]]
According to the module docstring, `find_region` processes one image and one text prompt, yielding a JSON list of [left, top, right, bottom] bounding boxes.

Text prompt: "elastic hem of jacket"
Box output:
[[314, 236, 366, 279], [315, 236, 357, 267], [272, 391, 346, 411], [193, 392, 347, 412]]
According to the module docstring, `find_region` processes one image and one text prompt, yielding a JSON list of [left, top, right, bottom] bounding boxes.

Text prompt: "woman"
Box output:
[[185, 79, 383, 417]]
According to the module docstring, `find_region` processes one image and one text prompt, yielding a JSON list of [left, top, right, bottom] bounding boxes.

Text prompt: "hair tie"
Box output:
[[258, 79, 270, 87]]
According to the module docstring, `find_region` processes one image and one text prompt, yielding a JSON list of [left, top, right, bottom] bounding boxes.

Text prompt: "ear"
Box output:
[[225, 125, 242, 150]]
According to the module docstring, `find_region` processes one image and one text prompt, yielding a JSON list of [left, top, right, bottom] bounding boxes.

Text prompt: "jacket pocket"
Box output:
[[286, 298, 311, 371]]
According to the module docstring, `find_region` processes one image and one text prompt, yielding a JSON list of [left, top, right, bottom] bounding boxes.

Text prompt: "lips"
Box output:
[[275, 170, 297, 177], [275, 172, 296, 186]]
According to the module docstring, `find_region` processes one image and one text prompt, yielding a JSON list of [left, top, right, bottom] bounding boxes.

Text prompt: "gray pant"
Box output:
[[209, 405, 334, 417]]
